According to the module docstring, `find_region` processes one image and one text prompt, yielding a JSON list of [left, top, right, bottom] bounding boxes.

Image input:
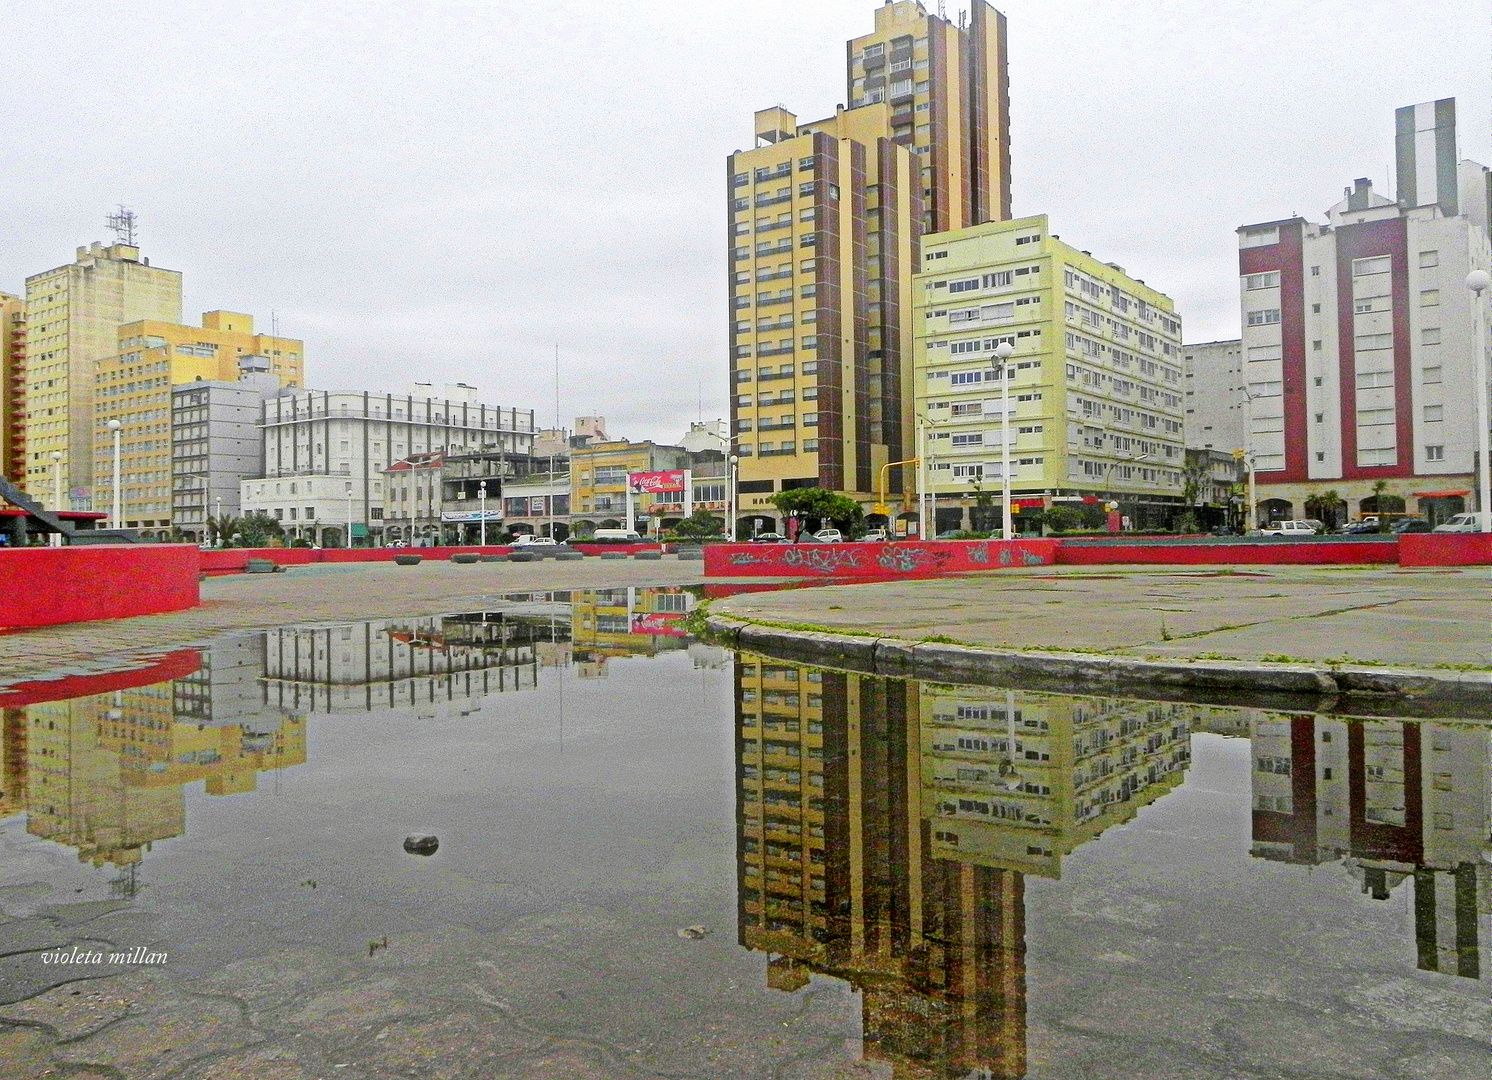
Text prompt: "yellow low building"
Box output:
[[91, 311, 302, 535], [570, 439, 688, 537]]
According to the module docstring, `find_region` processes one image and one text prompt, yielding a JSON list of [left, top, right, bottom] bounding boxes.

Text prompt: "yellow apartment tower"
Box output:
[[1, 291, 24, 483], [92, 311, 303, 534], [21, 241, 182, 505], [727, 0, 1011, 535]]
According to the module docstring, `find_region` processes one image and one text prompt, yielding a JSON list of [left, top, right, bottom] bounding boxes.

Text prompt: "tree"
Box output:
[[1181, 459, 1212, 507], [768, 488, 864, 534], [1045, 505, 1081, 534], [671, 510, 724, 539], [236, 511, 285, 547], [966, 481, 999, 534], [1304, 488, 1344, 530]]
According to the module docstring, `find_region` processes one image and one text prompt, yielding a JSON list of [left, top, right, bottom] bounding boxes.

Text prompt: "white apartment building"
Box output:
[[1237, 98, 1491, 525], [241, 384, 535, 545]]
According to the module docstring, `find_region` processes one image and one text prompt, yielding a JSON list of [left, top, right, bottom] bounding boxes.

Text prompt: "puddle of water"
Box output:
[[0, 585, 1486, 1078]]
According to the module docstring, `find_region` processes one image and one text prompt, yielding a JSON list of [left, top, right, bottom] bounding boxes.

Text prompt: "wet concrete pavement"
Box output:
[[710, 564, 1491, 670]]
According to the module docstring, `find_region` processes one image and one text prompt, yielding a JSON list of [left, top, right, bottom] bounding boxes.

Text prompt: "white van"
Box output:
[[1432, 512, 1488, 533], [589, 529, 644, 544]]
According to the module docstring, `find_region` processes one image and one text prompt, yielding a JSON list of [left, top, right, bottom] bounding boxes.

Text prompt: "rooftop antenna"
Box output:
[[106, 205, 137, 246]]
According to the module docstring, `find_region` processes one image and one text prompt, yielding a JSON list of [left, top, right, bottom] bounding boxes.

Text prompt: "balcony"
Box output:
[[757, 369, 795, 381], [756, 294, 793, 308], [756, 240, 793, 257], [755, 192, 792, 208], [756, 219, 791, 234], [754, 164, 791, 183], [757, 345, 795, 357]]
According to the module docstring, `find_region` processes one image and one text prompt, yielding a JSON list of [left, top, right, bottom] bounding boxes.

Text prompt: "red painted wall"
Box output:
[[0, 545, 200, 630], [199, 543, 669, 575], [1399, 532, 1492, 566], [704, 539, 1059, 578], [1055, 539, 1398, 565]]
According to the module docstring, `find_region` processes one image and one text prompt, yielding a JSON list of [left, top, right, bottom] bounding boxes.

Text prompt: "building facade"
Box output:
[[570, 439, 688, 536], [1237, 98, 1491, 525], [171, 368, 289, 542], [93, 311, 303, 535], [913, 215, 1187, 533], [727, 1, 1011, 535], [1, 291, 24, 484], [21, 242, 182, 505], [1182, 338, 1245, 452], [243, 385, 535, 546]]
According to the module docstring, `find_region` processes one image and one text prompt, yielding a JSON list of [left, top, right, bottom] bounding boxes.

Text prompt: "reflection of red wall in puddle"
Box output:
[[0, 649, 201, 707], [0, 546, 200, 630]]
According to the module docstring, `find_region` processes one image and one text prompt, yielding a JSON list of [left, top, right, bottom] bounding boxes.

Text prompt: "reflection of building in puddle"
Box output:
[[570, 587, 698, 677], [734, 660, 1193, 1078], [3, 648, 304, 869], [1248, 715, 1490, 979], [263, 610, 569, 713]]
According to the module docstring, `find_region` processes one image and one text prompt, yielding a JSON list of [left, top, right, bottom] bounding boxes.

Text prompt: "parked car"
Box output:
[[749, 531, 786, 543], [1390, 517, 1432, 533], [1302, 519, 1325, 534], [862, 528, 888, 542], [1258, 519, 1318, 537], [511, 535, 559, 547], [814, 529, 844, 543], [1433, 512, 1488, 533], [1338, 519, 1382, 534]]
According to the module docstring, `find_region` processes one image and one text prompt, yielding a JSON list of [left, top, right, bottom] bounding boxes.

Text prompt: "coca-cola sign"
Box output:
[[628, 470, 686, 493]]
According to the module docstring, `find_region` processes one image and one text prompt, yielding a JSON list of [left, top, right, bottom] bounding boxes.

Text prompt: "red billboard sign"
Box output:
[[628, 470, 686, 493], [629, 612, 687, 636]]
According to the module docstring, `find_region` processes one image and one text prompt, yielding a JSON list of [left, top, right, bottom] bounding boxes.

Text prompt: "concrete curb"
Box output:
[[701, 614, 1491, 713]]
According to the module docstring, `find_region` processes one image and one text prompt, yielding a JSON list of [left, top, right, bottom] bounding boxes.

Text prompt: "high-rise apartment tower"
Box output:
[[22, 242, 182, 505], [727, 0, 1011, 535]]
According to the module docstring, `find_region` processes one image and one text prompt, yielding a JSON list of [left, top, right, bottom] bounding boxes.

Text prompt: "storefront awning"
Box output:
[[1412, 490, 1469, 499]]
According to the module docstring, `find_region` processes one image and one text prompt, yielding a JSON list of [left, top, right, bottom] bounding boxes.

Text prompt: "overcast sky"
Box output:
[[1, 0, 1486, 443]]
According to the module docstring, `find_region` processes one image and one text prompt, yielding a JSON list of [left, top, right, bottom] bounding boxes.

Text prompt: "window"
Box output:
[[1418, 250, 1438, 268], [1357, 407, 1395, 426], [1425, 445, 1444, 461], [1246, 344, 1282, 362], [800, 258, 816, 272], [1243, 272, 1279, 289], [802, 412, 818, 426], [1358, 447, 1397, 466], [951, 433, 984, 447], [1312, 303, 1321, 313], [1423, 405, 1443, 422], [949, 278, 981, 294], [1421, 327, 1441, 345], [803, 439, 818, 452], [1312, 340, 1322, 351], [1014, 233, 1040, 245], [801, 335, 817, 348], [1310, 265, 1320, 276], [1356, 370, 1394, 389], [1247, 308, 1281, 326], [1355, 333, 1392, 351], [1422, 365, 1442, 383], [1353, 255, 1390, 276], [1240, 226, 1278, 247]]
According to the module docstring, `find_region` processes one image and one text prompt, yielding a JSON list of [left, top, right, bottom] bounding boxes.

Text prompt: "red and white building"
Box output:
[[1237, 98, 1490, 525]]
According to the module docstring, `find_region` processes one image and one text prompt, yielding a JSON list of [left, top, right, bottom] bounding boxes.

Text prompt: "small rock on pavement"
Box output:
[[403, 834, 439, 856], [676, 925, 710, 939]]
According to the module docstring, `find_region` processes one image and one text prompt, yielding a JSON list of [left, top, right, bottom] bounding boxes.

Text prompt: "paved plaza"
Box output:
[[712, 564, 1491, 669]]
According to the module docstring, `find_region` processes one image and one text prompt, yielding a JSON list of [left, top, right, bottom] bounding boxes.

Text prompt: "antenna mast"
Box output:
[[106, 205, 137, 246]]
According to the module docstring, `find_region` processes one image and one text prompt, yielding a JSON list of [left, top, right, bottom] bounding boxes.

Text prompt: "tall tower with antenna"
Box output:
[[106, 205, 137, 247]]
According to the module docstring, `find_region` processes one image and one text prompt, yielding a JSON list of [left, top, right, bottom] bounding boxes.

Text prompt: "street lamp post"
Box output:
[[107, 418, 122, 531], [479, 480, 488, 546], [215, 496, 223, 547], [990, 340, 1015, 540], [1468, 270, 1491, 531], [345, 481, 354, 549], [50, 450, 62, 547], [727, 454, 739, 541], [1238, 385, 1257, 530]]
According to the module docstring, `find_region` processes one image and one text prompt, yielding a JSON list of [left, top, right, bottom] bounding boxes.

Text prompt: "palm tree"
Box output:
[[1304, 488, 1343, 530], [206, 513, 240, 547]]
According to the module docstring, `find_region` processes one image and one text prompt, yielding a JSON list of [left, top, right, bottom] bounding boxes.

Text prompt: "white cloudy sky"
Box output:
[[1, 0, 1485, 442]]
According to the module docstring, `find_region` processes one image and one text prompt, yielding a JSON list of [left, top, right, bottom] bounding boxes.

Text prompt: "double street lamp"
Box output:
[[989, 339, 1016, 541], [479, 480, 489, 546], [1468, 270, 1490, 531]]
